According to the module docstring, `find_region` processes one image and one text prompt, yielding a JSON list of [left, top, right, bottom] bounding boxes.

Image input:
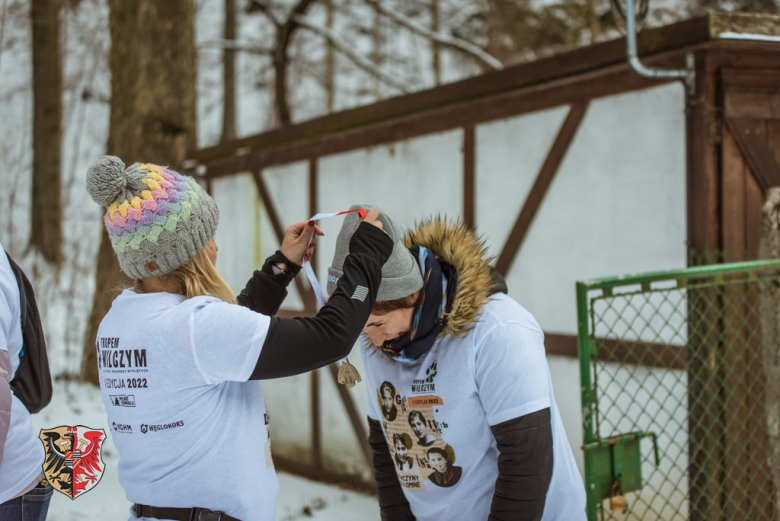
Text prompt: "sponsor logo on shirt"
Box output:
[[39, 425, 107, 499], [112, 422, 133, 434], [109, 394, 136, 407], [140, 420, 184, 434]]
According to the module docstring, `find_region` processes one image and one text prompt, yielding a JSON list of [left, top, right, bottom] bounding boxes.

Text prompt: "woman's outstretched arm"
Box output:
[[250, 214, 392, 379]]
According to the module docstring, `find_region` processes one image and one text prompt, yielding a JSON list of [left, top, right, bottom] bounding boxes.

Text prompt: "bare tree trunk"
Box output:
[[30, 0, 63, 265], [324, 0, 335, 113], [272, 0, 317, 126], [430, 0, 440, 85], [371, 1, 381, 99], [221, 0, 236, 142], [82, 0, 197, 384], [759, 187, 780, 520], [588, 0, 601, 43]]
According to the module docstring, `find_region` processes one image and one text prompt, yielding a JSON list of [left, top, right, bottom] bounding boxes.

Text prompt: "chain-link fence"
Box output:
[[577, 259, 780, 521]]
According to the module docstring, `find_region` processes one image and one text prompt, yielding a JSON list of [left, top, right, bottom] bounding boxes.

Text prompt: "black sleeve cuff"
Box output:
[[237, 251, 301, 315], [489, 408, 553, 521], [263, 250, 301, 284]]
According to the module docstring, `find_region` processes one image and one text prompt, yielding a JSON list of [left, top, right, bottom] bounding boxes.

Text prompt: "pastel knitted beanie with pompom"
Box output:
[[86, 155, 219, 279]]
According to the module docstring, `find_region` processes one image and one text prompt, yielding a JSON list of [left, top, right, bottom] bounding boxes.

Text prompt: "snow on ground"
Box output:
[[31, 381, 380, 521]]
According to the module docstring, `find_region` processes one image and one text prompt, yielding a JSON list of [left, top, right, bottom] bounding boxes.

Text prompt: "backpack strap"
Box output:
[[4, 251, 52, 413], [6, 252, 28, 352]]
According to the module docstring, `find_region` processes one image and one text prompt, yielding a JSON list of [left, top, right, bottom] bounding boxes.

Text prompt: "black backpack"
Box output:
[[5, 252, 52, 413]]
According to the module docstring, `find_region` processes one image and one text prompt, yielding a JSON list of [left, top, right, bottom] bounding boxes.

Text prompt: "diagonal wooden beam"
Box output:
[[495, 102, 589, 276], [309, 158, 318, 276], [251, 169, 317, 310], [327, 363, 373, 468], [311, 366, 322, 470], [726, 118, 780, 193], [308, 157, 323, 471]]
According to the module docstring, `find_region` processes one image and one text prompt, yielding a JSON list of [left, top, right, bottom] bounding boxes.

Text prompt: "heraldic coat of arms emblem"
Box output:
[[39, 426, 106, 499]]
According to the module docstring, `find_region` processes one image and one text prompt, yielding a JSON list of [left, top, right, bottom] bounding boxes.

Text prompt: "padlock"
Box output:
[[610, 480, 627, 511]]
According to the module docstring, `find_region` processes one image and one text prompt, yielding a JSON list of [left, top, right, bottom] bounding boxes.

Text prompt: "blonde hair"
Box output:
[[136, 247, 237, 304]]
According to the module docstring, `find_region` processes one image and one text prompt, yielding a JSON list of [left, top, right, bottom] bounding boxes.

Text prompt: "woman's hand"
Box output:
[[362, 207, 384, 231], [280, 208, 381, 267], [280, 221, 324, 266]]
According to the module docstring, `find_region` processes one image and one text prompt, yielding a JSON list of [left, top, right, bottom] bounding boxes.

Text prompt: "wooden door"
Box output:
[[718, 68, 780, 521]]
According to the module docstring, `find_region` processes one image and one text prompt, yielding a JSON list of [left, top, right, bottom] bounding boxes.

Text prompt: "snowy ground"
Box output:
[[31, 381, 380, 521]]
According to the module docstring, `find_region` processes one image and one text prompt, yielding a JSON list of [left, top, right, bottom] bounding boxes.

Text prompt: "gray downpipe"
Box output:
[[625, 0, 695, 92]]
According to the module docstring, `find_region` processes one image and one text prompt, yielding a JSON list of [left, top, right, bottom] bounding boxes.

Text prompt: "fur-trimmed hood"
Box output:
[[403, 217, 501, 338]]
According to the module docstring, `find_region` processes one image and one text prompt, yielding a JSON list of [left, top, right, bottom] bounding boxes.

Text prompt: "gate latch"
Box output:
[[582, 431, 660, 514]]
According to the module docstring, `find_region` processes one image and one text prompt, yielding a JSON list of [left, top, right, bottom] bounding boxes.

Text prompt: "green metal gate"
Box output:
[[577, 259, 780, 520]]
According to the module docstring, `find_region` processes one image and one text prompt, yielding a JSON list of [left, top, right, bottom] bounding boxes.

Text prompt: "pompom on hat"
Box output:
[[327, 204, 423, 301], [86, 155, 219, 279]]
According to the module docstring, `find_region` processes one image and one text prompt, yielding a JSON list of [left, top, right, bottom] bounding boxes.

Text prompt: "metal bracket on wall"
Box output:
[[624, 0, 695, 95]]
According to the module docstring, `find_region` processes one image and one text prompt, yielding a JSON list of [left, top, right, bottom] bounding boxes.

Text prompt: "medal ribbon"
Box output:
[[301, 208, 366, 308], [301, 208, 367, 387]]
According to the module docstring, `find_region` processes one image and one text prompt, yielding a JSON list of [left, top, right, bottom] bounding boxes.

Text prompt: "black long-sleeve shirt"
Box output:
[[238, 222, 393, 380]]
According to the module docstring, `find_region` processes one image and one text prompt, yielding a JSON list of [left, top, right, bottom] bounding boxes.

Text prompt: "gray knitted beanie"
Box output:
[[85, 155, 219, 279], [327, 204, 423, 301]]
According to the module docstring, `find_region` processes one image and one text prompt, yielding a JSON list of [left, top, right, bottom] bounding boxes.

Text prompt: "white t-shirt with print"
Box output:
[[0, 246, 45, 503], [97, 289, 277, 521], [362, 293, 586, 521]]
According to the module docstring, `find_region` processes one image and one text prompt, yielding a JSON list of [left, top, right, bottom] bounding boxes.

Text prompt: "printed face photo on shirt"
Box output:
[[393, 432, 414, 470], [383, 387, 395, 410], [395, 437, 408, 459], [428, 450, 446, 473], [394, 434, 410, 461], [379, 381, 398, 421], [409, 411, 426, 437], [408, 410, 436, 446], [425, 445, 462, 488]]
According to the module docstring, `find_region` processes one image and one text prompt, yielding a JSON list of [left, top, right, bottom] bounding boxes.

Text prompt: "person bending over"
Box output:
[[326, 204, 586, 521]]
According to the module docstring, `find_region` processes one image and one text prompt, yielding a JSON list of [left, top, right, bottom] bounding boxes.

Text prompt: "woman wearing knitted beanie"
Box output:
[[85, 157, 392, 521], [326, 204, 586, 521]]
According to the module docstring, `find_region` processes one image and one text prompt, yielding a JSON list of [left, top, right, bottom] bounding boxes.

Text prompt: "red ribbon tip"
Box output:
[[335, 208, 368, 220]]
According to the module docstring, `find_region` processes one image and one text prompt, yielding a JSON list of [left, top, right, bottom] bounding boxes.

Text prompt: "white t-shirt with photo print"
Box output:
[[362, 292, 586, 520]]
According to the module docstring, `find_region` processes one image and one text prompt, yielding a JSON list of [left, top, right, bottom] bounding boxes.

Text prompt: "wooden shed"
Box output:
[[188, 11, 780, 516]]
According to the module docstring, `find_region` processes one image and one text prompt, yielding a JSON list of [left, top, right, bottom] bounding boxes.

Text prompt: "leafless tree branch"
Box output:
[[247, 0, 282, 27], [199, 38, 273, 54], [364, 0, 504, 70], [292, 13, 409, 94]]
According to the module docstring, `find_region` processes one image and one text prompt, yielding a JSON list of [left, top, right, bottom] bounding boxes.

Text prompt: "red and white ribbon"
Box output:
[[302, 208, 366, 308]]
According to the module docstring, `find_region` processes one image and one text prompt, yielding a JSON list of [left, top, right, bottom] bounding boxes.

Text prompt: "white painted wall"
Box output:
[[476, 82, 687, 336], [211, 172, 264, 293], [212, 83, 689, 494]]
